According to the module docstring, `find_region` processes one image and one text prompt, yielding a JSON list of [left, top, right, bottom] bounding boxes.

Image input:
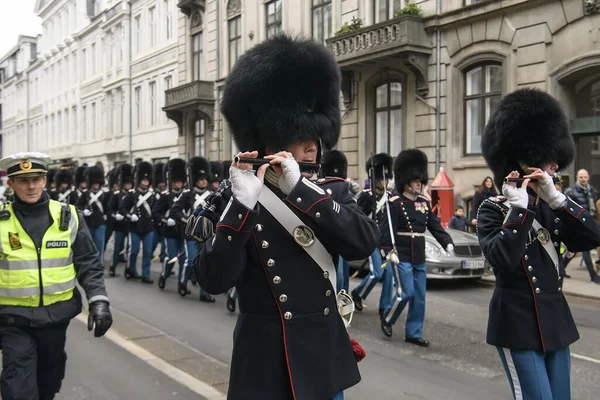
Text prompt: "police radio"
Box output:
[[59, 206, 71, 231], [0, 202, 12, 221]]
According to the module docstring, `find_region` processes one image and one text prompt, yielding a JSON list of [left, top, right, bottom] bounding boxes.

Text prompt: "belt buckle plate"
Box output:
[[293, 225, 315, 247], [537, 227, 550, 244]]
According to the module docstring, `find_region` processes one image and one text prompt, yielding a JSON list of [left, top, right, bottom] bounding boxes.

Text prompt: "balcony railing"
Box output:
[[163, 80, 215, 134], [584, 0, 600, 14], [327, 15, 432, 96]]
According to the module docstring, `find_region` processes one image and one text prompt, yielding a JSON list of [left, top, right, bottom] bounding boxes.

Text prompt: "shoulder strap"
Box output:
[[258, 186, 354, 327]]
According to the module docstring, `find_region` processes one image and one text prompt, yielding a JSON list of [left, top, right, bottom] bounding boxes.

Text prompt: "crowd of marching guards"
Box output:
[[29, 157, 235, 305]]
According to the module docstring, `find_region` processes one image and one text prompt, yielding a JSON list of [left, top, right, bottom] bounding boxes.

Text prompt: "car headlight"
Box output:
[[425, 240, 450, 258]]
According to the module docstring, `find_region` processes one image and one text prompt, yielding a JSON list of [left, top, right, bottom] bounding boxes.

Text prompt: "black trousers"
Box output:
[[0, 321, 69, 400]]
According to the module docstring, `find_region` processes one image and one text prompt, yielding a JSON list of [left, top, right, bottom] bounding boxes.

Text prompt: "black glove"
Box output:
[[88, 301, 113, 338]]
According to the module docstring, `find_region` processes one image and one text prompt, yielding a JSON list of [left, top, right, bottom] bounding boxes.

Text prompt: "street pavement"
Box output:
[[94, 254, 600, 400], [58, 319, 203, 400]]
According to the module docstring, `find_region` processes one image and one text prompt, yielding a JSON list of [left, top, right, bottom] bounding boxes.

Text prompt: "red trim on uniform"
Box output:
[[521, 257, 546, 352], [316, 177, 346, 185], [216, 210, 250, 232], [565, 206, 584, 219], [286, 196, 330, 213], [251, 231, 297, 400]]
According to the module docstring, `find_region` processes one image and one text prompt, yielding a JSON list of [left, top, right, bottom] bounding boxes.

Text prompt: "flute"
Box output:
[[233, 156, 320, 171], [504, 177, 560, 184]]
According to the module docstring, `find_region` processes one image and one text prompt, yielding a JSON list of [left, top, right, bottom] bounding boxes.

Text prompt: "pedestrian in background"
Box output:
[[449, 206, 468, 231]]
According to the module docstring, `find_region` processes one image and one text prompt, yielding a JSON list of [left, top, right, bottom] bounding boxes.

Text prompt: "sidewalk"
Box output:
[[480, 253, 600, 301]]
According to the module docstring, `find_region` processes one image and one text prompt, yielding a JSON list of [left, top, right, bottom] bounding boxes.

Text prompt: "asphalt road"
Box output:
[[95, 258, 600, 400], [58, 319, 202, 400]]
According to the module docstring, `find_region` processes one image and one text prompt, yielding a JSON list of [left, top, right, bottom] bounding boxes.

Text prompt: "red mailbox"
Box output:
[[429, 167, 455, 228]]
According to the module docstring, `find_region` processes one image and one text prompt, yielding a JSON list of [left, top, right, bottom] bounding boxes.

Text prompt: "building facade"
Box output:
[[167, 0, 600, 213], [2, 0, 600, 213]]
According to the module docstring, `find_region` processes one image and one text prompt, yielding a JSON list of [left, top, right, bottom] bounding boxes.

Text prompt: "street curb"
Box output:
[[476, 278, 600, 302], [75, 313, 227, 400]]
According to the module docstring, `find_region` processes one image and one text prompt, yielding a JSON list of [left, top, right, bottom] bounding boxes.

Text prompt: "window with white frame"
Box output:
[[91, 43, 96, 75], [149, 81, 156, 125], [91, 102, 96, 139], [116, 87, 123, 133], [374, 82, 403, 155], [107, 31, 113, 67], [374, 0, 401, 23], [120, 24, 125, 63], [134, 15, 141, 54], [165, 0, 173, 40], [195, 119, 205, 157], [149, 7, 157, 47], [164, 76, 172, 122], [312, 0, 331, 46], [464, 63, 502, 155], [135, 86, 141, 129], [193, 33, 203, 80], [107, 91, 113, 135], [228, 17, 241, 71], [266, 0, 282, 38]]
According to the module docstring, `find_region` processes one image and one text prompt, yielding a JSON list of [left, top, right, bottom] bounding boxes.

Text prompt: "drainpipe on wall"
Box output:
[[128, 0, 133, 164], [215, 0, 221, 160], [435, 0, 442, 173]]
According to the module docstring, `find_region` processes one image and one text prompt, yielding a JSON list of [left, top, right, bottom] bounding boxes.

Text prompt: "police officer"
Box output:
[[77, 165, 109, 264], [109, 163, 133, 277], [380, 149, 454, 344], [477, 89, 600, 399], [153, 158, 188, 293], [119, 161, 156, 283], [193, 34, 379, 400], [0, 152, 112, 400], [171, 157, 215, 302], [50, 168, 77, 205], [351, 153, 394, 316]]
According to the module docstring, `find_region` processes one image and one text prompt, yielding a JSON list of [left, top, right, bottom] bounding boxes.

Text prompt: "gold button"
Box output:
[[256, 224, 263, 232], [267, 259, 275, 267], [528, 266, 533, 272], [512, 230, 517, 234], [323, 271, 329, 279], [325, 290, 332, 297], [284, 312, 292, 320], [315, 212, 321, 218], [227, 235, 232, 241], [238, 213, 243, 220], [535, 288, 540, 294], [273, 276, 281, 284], [532, 277, 537, 283], [261, 240, 269, 249], [324, 308, 330, 316], [279, 294, 288, 303], [296, 197, 302, 203]]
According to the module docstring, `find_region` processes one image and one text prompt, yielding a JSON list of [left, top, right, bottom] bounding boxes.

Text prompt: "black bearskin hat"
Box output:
[[75, 166, 87, 187], [187, 157, 211, 188], [86, 165, 105, 186], [107, 168, 118, 188], [322, 150, 348, 179], [46, 168, 57, 190], [134, 161, 153, 187], [222, 34, 342, 157], [366, 153, 394, 180], [209, 161, 224, 183], [153, 162, 166, 186], [164, 158, 187, 189], [118, 163, 134, 188], [482, 88, 574, 188], [54, 169, 73, 187], [393, 149, 428, 189], [222, 160, 232, 180]]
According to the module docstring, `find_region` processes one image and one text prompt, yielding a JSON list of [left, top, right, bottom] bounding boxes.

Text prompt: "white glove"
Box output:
[[387, 251, 400, 265], [167, 218, 176, 227], [82, 209, 92, 217], [130, 214, 139, 222], [115, 213, 124, 222], [278, 158, 302, 195], [536, 171, 566, 210], [230, 166, 263, 210], [503, 183, 529, 209]]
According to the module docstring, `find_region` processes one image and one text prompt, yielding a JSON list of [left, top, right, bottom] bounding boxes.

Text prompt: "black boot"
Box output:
[[351, 289, 363, 312], [226, 295, 236, 312], [178, 283, 191, 296], [141, 277, 154, 284], [109, 266, 116, 277], [405, 337, 430, 347], [200, 293, 216, 303], [380, 317, 393, 337]]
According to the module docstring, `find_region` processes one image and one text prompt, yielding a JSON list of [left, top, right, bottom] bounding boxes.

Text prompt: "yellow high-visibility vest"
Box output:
[[0, 200, 78, 307]]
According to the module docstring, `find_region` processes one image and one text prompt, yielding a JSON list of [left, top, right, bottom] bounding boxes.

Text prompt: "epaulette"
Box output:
[[485, 195, 508, 204], [315, 177, 346, 185]]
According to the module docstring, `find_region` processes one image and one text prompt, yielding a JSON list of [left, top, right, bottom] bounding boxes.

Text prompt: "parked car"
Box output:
[[349, 228, 485, 281]]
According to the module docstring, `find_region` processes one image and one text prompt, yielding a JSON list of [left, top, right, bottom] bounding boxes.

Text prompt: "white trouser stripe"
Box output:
[[503, 348, 523, 400], [357, 255, 376, 298], [385, 261, 403, 323]]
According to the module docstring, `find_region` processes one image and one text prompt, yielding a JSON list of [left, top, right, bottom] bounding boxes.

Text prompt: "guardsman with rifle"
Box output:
[[50, 168, 78, 205]]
